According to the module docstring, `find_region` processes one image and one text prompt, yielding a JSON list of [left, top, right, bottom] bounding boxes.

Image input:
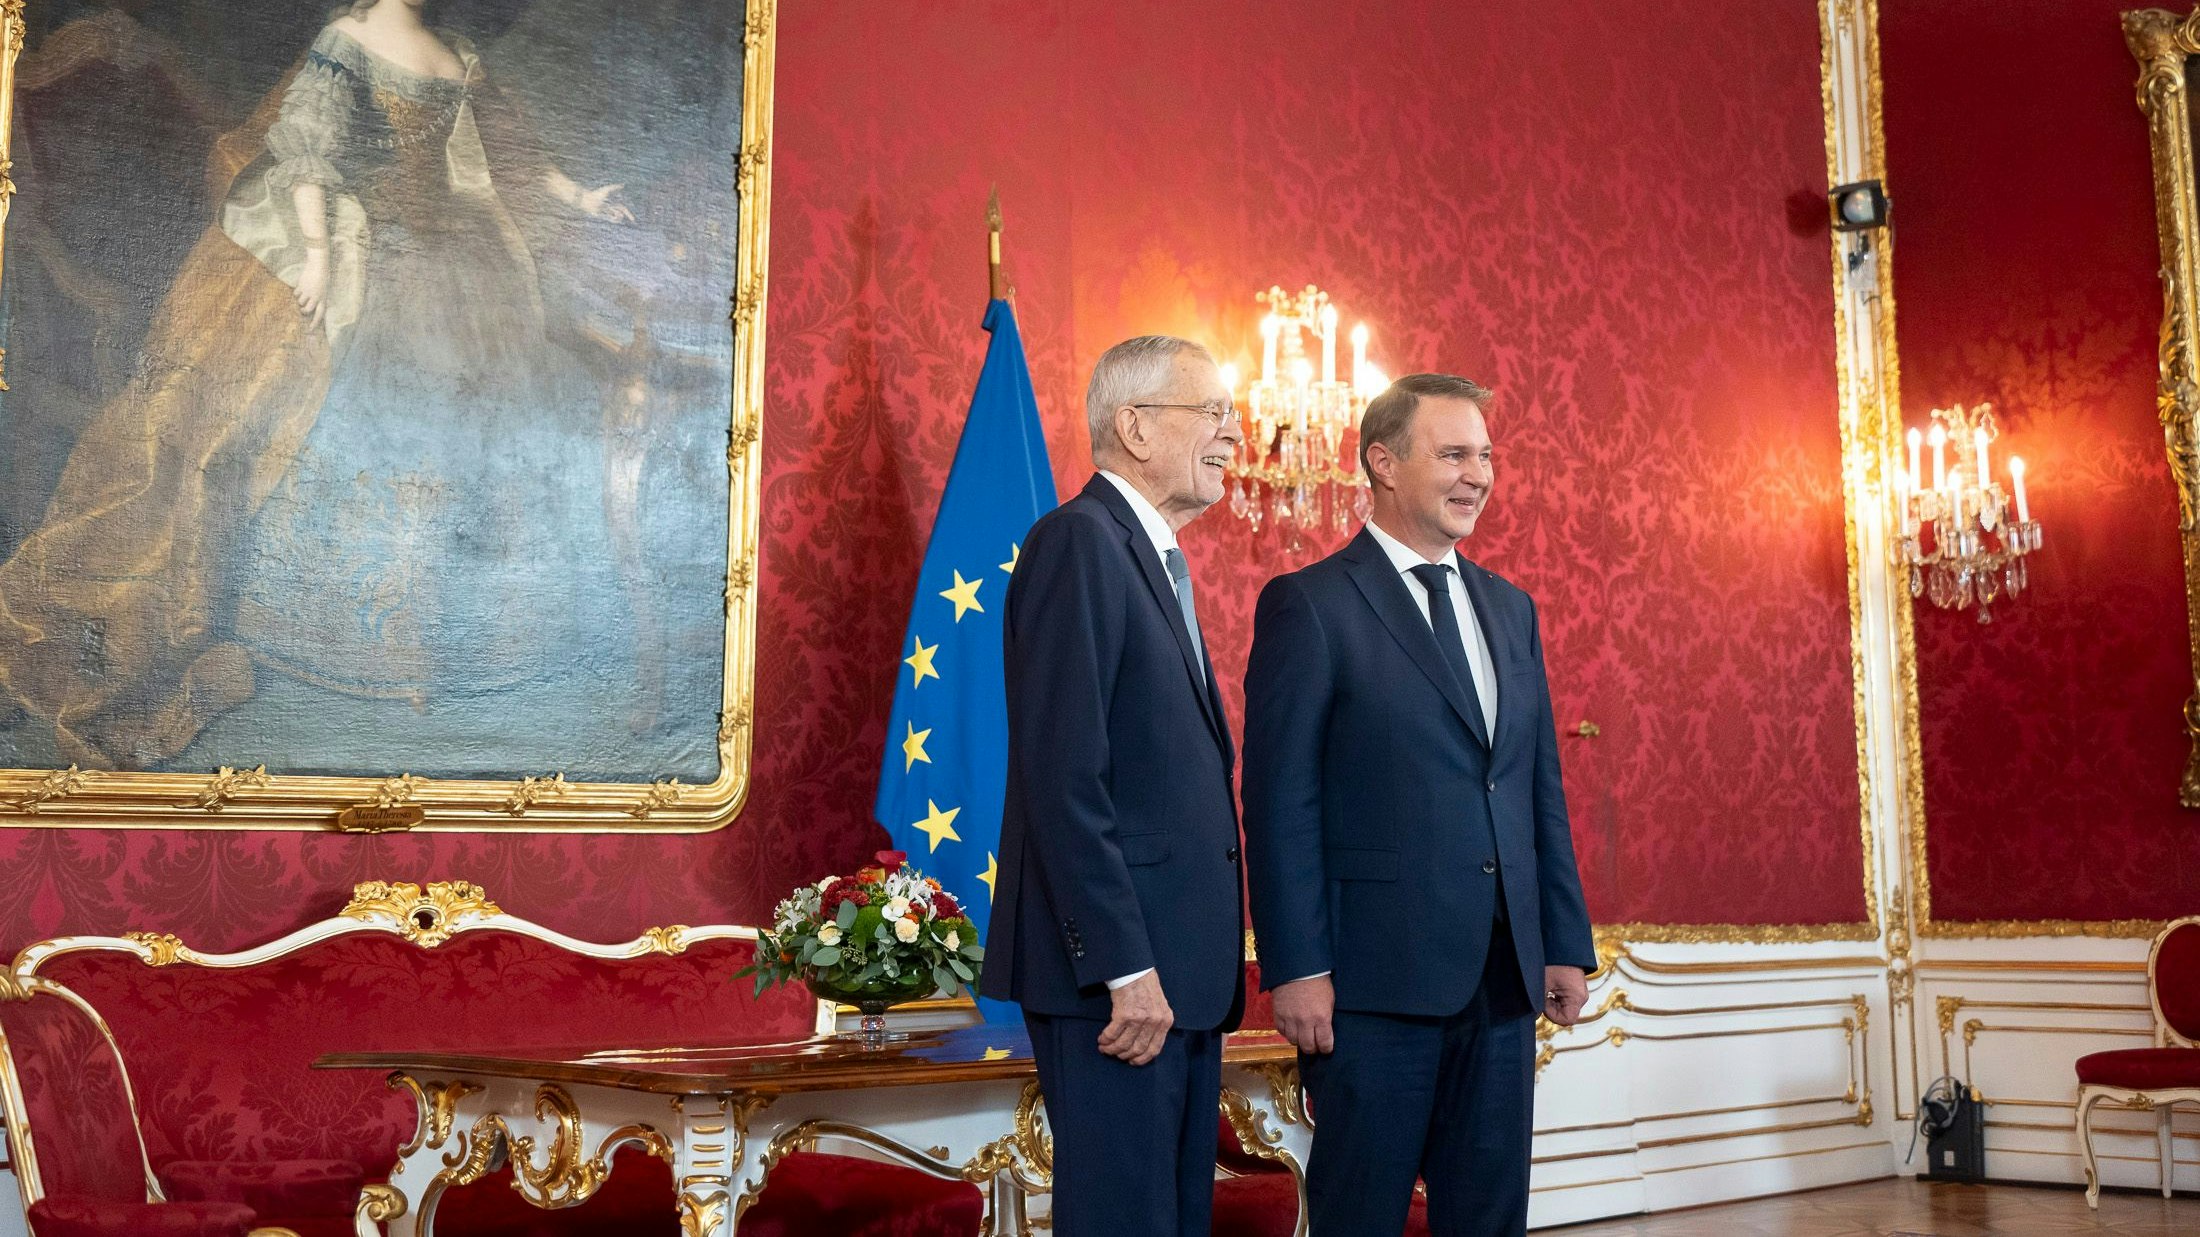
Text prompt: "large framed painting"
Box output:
[[2128, 6, 2200, 807], [0, 0, 773, 831]]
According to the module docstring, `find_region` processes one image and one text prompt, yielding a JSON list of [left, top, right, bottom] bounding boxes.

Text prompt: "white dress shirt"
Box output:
[[1286, 521, 1500, 987], [1095, 470, 1178, 992], [1363, 519, 1499, 736]]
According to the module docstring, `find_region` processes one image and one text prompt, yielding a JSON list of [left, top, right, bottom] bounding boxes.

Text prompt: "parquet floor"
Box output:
[[1542, 1178, 2200, 1235]]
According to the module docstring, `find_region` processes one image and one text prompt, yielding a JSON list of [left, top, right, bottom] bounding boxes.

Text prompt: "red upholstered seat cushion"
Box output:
[[36, 931, 819, 1175], [2157, 921, 2200, 1043], [2077, 1046, 2200, 1090], [26, 1196, 258, 1237], [159, 1157, 366, 1220], [1211, 1174, 1427, 1237], [430, 1146, 981, 1237]]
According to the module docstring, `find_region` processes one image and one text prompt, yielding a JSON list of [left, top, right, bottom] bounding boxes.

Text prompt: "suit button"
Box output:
[[1486, 780, 1497, 793], [1482, 859, 1497, 874], [1226, 847, 1240, 862]]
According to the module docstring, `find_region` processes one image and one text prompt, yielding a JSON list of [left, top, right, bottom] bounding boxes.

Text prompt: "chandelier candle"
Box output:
[[1896, 402, 2043, 623]]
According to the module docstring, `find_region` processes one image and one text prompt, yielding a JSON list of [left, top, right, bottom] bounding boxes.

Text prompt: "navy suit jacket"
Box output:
[[979, 476, 1246, 1031], [1241, 528, 1595, 1018]]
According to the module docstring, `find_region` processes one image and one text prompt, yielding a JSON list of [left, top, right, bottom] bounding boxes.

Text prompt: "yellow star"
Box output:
[[1000, 543, 1021, 575], [912, 799, 962, 851], [939, 570, 986, 622], [977, 852, 998, 900], [983, 1047, 1011, 1061], [901, 721, 934, 772], [904, 637, 940, 688]]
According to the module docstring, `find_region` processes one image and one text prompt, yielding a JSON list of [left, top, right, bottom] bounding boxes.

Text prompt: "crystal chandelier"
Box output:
[[1896, 402, 2041, 623], [1220, 285, 1389, 547]]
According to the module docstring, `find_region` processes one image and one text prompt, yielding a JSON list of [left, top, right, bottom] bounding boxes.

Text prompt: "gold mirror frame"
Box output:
[[0, 0, 774, 832], [2126, 6, 2200, 808]]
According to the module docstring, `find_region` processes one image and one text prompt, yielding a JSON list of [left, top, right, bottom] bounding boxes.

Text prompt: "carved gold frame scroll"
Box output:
[[2128, 5, 2200, 809], [0, 0, 776, 833]]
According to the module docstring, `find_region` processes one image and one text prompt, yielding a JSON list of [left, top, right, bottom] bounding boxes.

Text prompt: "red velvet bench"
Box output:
[[0, 880, 983, 1237]]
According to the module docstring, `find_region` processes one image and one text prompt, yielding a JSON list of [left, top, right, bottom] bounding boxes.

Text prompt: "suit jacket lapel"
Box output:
[[1083, 477, 1226, 746], [1456, 558, 1511, 751], [1341, 531, 1490, 749]]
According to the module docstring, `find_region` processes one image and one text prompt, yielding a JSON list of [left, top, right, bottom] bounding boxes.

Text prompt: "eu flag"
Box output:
[[875, 299, 1056, 1023]]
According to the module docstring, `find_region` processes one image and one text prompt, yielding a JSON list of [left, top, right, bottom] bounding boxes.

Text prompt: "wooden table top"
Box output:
[[317, 1024, 1296, 1096]]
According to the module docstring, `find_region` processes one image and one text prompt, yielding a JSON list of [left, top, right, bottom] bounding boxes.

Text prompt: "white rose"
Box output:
[[943, 929, 960, 952], [816, 924, 843, 946], [894, 918, 920, 943], [883, 897, 911, 921]]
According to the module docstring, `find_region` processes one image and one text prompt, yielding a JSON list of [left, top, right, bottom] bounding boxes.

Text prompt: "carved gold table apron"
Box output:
[[320, 1024, 1309, 1237]]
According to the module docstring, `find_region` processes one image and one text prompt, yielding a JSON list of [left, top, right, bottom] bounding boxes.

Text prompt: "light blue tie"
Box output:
[[1164, 548, 1206, 688]]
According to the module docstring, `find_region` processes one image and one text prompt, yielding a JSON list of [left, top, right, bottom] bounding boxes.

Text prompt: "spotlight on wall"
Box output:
[[1829, 180, 1889, 232]]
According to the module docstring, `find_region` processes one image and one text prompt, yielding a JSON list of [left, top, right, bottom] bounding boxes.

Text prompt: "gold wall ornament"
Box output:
[[10, 764, 91, 813], [186, 765, 271, 812], [2130, 5, 2200, 808], [502, 773, 571, 815], [121, 931, 186, 965], [0, 0, 774, 836], [630, 779, 686, 820], [341, 880, 504, 947], [372, 774, 426, 808]]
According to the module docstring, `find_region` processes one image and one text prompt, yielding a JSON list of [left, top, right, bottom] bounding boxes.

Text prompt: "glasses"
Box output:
[[1132, 402, 1239, 428]]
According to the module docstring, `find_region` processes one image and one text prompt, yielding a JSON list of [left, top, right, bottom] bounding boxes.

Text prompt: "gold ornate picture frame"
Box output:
[[0, 0, 774, 832], [2126, 5, 2200, 809]]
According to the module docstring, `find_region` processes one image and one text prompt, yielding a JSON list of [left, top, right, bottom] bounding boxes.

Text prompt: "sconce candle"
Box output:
[[1896, 402, 2041, 622], [1223, 284, 1385, 549]]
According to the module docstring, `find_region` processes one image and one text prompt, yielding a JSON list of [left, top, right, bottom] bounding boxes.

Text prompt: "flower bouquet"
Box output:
[[738, 850, 984, 1042]]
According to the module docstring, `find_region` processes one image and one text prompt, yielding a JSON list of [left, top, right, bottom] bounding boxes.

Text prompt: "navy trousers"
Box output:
[[1026, 1012, 1223, 1237], [1299, 920, 1538, 1237]]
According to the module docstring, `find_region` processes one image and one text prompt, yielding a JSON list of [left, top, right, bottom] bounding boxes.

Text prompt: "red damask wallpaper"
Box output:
[[1882, 0, 2200, 925], [0, 0, 1865, 956]]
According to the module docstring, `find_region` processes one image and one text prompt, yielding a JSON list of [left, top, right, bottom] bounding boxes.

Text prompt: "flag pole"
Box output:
[[987, 186, 1008, 302]]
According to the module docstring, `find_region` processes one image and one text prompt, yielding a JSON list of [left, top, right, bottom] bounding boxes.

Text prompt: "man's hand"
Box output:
[[1273, 974, 1336, 1055], [1097, 970, 1173, 1066], [1543, 965, 1588, 1026]]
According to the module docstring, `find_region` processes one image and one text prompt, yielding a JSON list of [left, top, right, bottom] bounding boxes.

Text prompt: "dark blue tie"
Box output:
[[1409, 562, 1484, 729]]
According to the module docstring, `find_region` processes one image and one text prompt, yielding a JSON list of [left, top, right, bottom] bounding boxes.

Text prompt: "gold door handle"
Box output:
[[1572, 721, 1601, 738]]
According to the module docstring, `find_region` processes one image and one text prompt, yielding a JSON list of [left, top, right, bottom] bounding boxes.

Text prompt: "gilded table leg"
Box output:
[[1220, 1061, 1311, 1237], [676, 1092, 772, 1237]]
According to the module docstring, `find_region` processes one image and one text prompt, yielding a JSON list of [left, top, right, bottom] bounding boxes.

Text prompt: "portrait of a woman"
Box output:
[[0, 0, 740, 780]]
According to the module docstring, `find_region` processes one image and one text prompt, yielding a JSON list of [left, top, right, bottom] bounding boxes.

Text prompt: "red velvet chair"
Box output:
[[0, 975, 285, 1237], [0, 880, 982, 1237], [2076, 914, 2200, 1208]]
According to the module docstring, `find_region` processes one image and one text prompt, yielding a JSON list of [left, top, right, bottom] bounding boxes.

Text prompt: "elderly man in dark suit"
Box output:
[[980, 335, 1246, 1237], [1241, 372, 1596, 1236]]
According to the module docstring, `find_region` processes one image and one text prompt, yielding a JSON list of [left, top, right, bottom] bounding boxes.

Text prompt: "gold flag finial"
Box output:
[[987, 186, 1007, 301]]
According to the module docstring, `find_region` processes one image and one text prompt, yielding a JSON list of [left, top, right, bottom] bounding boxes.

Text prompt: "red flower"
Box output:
[[876, 849, 909, 871], [820, 878, 872, 915], [932, 892, 962, 920]]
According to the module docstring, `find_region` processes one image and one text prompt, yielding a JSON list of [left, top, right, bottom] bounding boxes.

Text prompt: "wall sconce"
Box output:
[[1894, 402, 2041, 623]]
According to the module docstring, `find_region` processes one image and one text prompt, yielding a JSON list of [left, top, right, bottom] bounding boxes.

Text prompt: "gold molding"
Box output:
[[341, 881, 503, 947], [0, 0, 775, 834], [2130, 5, 2200, 808]]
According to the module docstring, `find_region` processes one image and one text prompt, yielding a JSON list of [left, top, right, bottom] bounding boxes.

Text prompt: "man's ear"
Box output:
[[1114, 405, 1155, 463], [1365, 440, 1396, 491]]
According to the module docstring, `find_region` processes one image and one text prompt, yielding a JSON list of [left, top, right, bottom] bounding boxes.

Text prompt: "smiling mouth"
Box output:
[[1200, 455, 1229, 470]]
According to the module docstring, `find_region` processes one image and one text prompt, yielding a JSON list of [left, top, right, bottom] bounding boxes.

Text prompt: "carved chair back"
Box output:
[[2151, 914, 2200, 1048], [1, 881, 825, 1211]]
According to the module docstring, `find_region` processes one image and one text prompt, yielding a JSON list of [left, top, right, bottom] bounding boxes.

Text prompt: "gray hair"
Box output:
[[1358, 372, 1493, 477], [1085, 335, 1216, 458]]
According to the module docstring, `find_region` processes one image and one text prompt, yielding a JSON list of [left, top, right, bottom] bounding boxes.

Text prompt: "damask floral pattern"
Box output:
[[1883, 0, 2200, 923], [0, 989, 147, 1201], [0, 0, 1867, 958]]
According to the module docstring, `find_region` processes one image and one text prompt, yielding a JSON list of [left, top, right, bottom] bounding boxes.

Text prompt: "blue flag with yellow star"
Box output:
[[875, 298, 1056, 1024]]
